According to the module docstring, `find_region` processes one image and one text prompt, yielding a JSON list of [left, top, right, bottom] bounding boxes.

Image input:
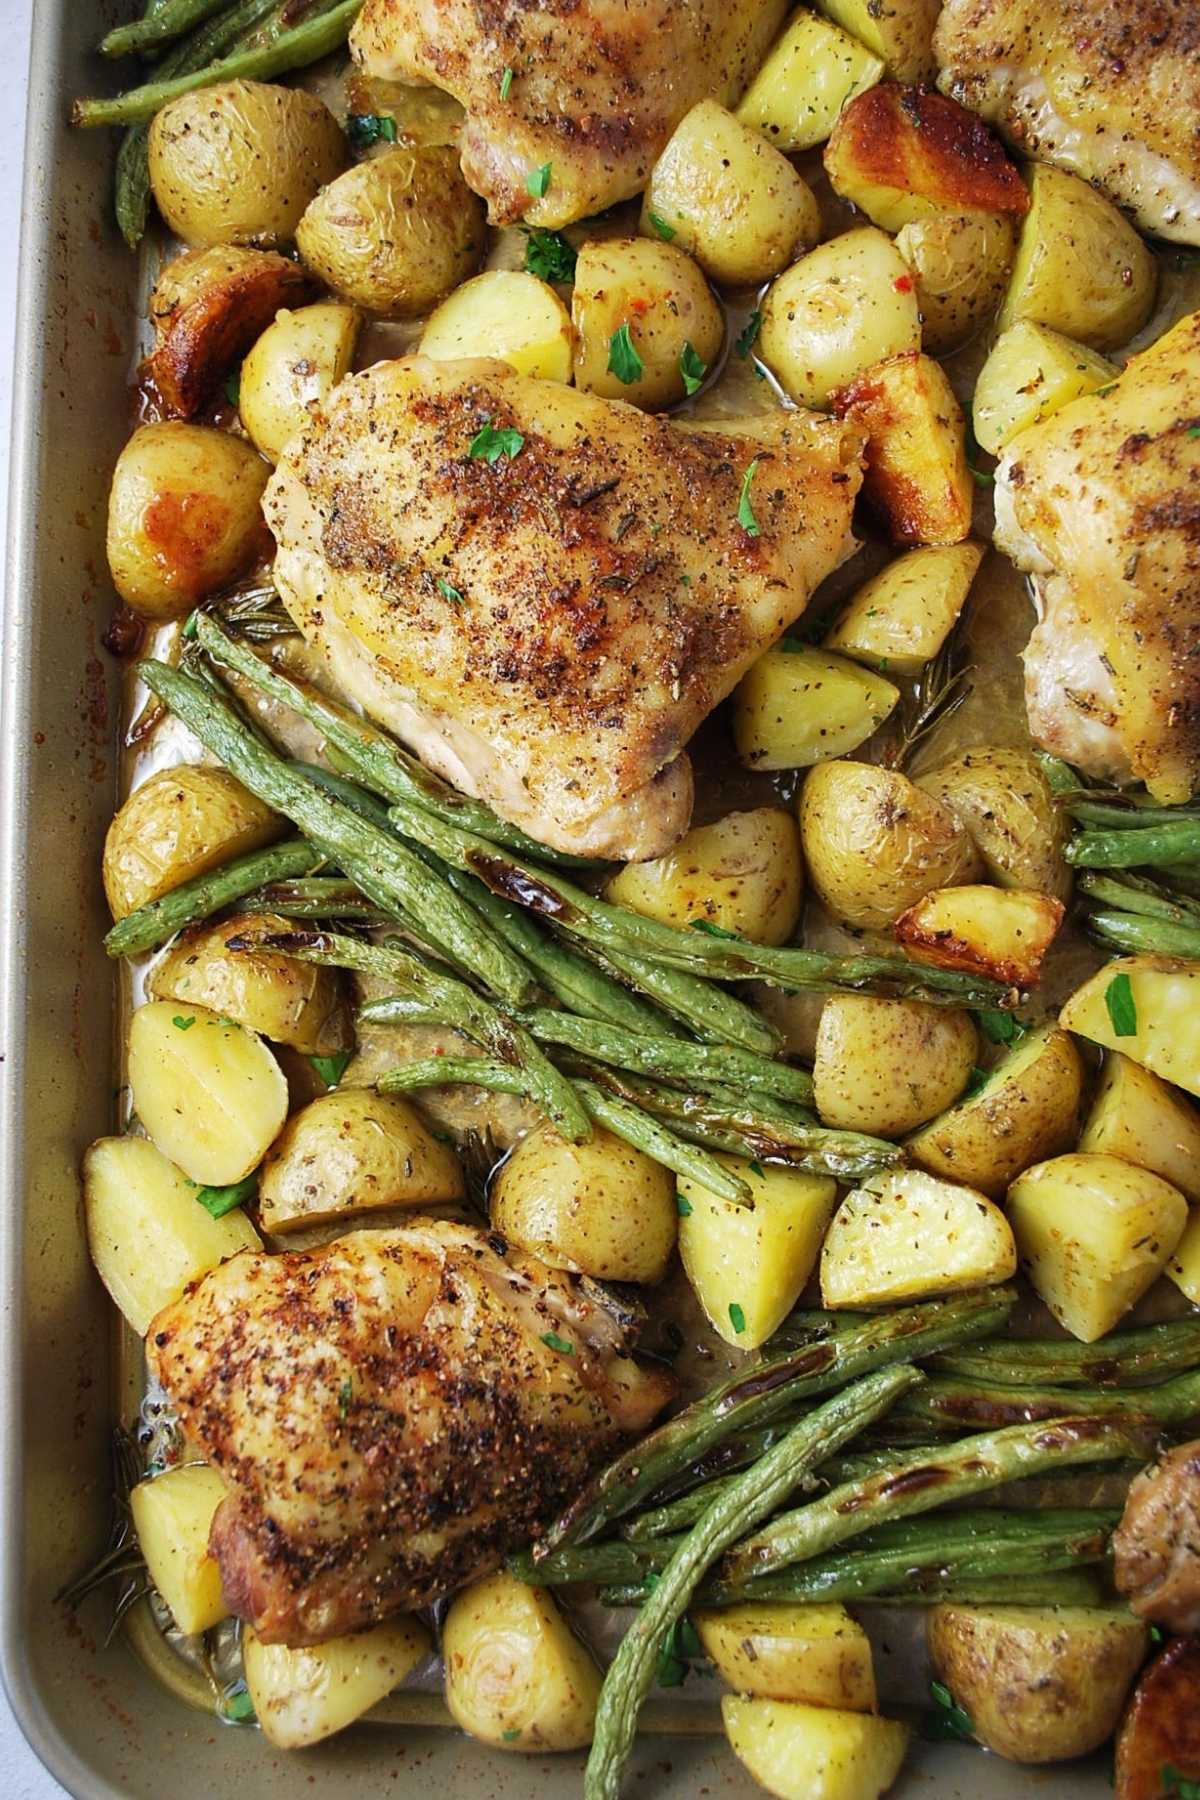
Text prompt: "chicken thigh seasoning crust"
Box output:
[[1113, 1439, 1200, 1633], [147, 1220, 675, 1646], [350, 0, 789, 227], [264, 356, 864, 859], [935, 0, 1200, 244], [993, 309, 1200, 802]]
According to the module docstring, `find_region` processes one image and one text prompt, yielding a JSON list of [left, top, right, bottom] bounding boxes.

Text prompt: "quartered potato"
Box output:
[[1079, 1052, 1200, 1203], [824, 542, 983, 674], [723, 1694, 911, 1800], [244, 1617, 430, 1748], [820, 1168, 1016, 1307], [103, 765, 284, 920], [735, 11, 883, 153], [696, 1603, 876, 1709], [604, 808, 802, 945], [640, 101, 820, 288], [239, 302, 361, 462], [998, 164, 1157, 351], [733, 644, 899, 771], [814, 995, 976, 1137], [148, 912, 352, 1055], [1167, 1207, 1200, 1304], [129, 1464, 229, 1636], [760, 228, 921, 410], [260, 1089, 466, 1233], [1007, 1153, 1189, 1342], [894, 212, 1014, 353], [833, 351, 973, 546], [1060, 956, 1200, 1097], [917, 747, 1072, 901], [893, 884, 1065, 987], [443, 1570, 601, 1752], [571, 237, 724, 409], [815, 0, 939, 80], [421, 270, 574, 383], [972, 320, 1119, 454], [145, 244, 313, 420]]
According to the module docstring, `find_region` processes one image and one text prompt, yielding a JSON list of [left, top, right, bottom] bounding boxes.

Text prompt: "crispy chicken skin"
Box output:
[[264, 356, 863, 859], [350, 0, 787, 228], [1113, 1440, 1200, 1633], [993, 309, 1200, 803], [147, 1220, 674, 1646], [934, 0, 1200, 243]]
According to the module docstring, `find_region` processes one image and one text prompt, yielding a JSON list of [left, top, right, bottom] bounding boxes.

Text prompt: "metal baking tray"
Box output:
[[0, 5, 1109, 1795]]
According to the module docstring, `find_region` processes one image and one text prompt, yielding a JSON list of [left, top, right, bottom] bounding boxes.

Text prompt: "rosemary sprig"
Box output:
[[56, 1428, 149, 1640], [887, 626, 974, 770]]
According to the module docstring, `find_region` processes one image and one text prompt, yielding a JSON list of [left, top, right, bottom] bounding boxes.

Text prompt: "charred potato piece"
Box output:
[[148, 79, 346, 248], [814, 995, 976, 1137], [893, 884, 1065, 988], [815, 0, 940, 80], [145, 245, 313, 419], [1115, 1638, 1200, 1800], [999, 164, 1157, 352], [148, 912, 352, 1055], [259, 1089, 465, 1232], [894, 211, 1013, 353], [239, 302, 361, 462], [832, 351, 973, 546], [103, 765, 284, 920], [735, 11, 883, 153], [571, 237, 724, 409], [916, 747, 1071, 901], [825, 542, 983, 675], [760, 227, 921, 410], [821, 1168, 1016, 1306]]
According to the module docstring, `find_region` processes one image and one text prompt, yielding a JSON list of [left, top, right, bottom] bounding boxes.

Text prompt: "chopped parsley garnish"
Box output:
[[468, 419, 525, 464], [346, 112, 397, 151], [338, 1376, 353, 1418], [310, 1050, 352, 1089], [191, 1172, 257, 1219], [748, 1160, 766, 1179], [607, 322, 645, 385], [171, 1015, 195, 1031], [922, 1680, 975, 1743], [656, 1616, 704, 1687], [737, 459, 761, 536], [1163, 1769, 1200, 1799], [647, 211, 676, 241], [523, 227, 577, 283], [962, 1066, 989, 1099], [499, 66, 513, 100], [541, 1330, 574, 1355], [728, 1303, 747, 1335], [437, 576, 464, 604], [1188, 426, 1200, 440], [1105, 971, 1138, 1037], [735, 309, 762, 358], [501, 1727, 522, 1741], [978, 1009, 1023, 1045], [689, 918, 738, 939], [679, 341, 707, 396], [223, 367, 241, 408], [676, 1195, 693, 1217], [222, 1686, 256, 1724], [526, 161, 552, 198], [182, 609, 200, 640]]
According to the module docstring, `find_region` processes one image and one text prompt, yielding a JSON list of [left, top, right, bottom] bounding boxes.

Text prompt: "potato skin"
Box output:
[[443, 1570, 601, 1752], [603, 808, 802, 946], [145, 245, 313, 419], [734, 644, 899, 771], [149, 79, 346, 248], [894, 212, 1013, 352], [917, 746, 1071, 901], [571, 237, 723, 409], [296, 148, 485, 317], [148, 912, 352, 1055], [103, 764, 283, 919], [798, 760, 983, 930], [258, 1088, 465, 1232], [928, 1604, 1147, 1763], [999, 163, 1157, 351], [1113, 1441, 1200, 1635], [760, 227, 921, 410], [239, 301, 361, 462], [814, 995, 976, 1136], [1114, 1636, 1200, 1800], [244, 1617, 430, 1750], [106, 422, 269, 618]]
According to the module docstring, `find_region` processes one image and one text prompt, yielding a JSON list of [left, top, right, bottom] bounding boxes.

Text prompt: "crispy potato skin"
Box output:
[[825, 83, 1029, 221], [145, 246, 313, 419], [1114, 1637, 1200, 1800], [1113, 1441, 1200, 1634], [895, 212, 1013, 352], [833, 351, 973, 546]]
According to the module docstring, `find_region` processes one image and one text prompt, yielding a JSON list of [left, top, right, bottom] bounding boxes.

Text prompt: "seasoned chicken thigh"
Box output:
[[994, 309, 1200, 802], [350, 0, 788, 227], [264, 356, 863, 859], [1114, 1440, 1200, 1633], [147, 1219, 674, 1646], [935, 0, 1200, 243]]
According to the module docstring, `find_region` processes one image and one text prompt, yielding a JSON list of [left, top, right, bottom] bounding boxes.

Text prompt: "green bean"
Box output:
[[105, 837, 324, 957], [890, 1366, 1200, 1433], [931, 1317, 1200, 1387], [601, 1570, 1106, 1611], [587, 941, 781, 1055], [518, 1008, 814, 1106], [1078, 871, 1200, 925], [1088, 910, 1200, 958], [1066, 799, 1200, 829], [1066, 818, 1200, 869], [235, 878, 388, 922], [1034, 752, 1083, 795], [73, 0, 363, 126], [583, 1365, 923, 1800], [102, 0, 228, 56]]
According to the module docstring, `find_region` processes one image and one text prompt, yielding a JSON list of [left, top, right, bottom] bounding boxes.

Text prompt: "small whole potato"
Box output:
[[814, 995, 976, 1136], [148, 912, 351, 1054], [895, 212, 1014, 353], [103, 764, 283, 919], [604, 808, 802, 945], [106, 421, 269, 618], [490, 1122, 677, 1284], [571, 237, 723, 409], [259, 1088, 465, 1232], [443, 1570, 601, 1752], [239, 301, 361, 461], [759, 228, 921, 410], [149, 79, 346, 247], [296, 148, 485, 318]]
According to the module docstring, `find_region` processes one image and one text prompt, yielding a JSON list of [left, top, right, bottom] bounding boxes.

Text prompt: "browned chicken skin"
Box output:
[[147, 1220, 674, 1645], [1114, 1439, 1200, 1634]]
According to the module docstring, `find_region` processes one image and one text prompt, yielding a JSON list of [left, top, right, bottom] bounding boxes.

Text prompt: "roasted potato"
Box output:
[[972, 320, 1119, 454], [820, 1168, 1016, 1307], [259, 1089, 465, 1233], [604, 808, 802, 945], [129, 1465, 229, 1637], [928, 1604, 1147, 1763], [814, 995, 976, 1137], [489, 1122, 677, 1284], [83, 1134, 260, 1337], [760, 228, 921, 410], [1114, 1637, 1200, 1800], [244, 1617, 430, 1749], [723, 1695, 910, 1800], [824, 542, 983, 675], [733, 643, 899, 771], [824, 83, 1029, 235], [421, 270, 574, 383], [677, 1157, 837, 1349], [640, 101, 820, 288], [998, 164, 1157, 351], [735, 11, 883, 153], [239, 302, 361, 462], [1007, 1152, 1189, 1342], [148, 912, 351, 1055], [799, 760, 983, 930], [148, 79, 346, 248], [894, 212, 1014, 353], [571, 237, 724, 409], [128, 1001, 289, 1188], [906, 1024, 1083, 1197], [1167, 1207, 1200, 1304], [696, 1603, 876, 1709], [106, 421, 268, 618], [894, 884, 1065, 987], [145, 245, 313, 419], [1060, 955, 1200, 1098], [1080, 1052, 1200, 1203], [815, 0, 940, 80], [296, 148, 485, 318], [103, 765, 283, 920], [832, 351, 973, 546], [916, 747, 1071, 901], [442, 1570, 601, 1752]]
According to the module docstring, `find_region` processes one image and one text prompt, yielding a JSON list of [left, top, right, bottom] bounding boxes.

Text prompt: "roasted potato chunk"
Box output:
[[760, 228, 921, 410], [1114, 1638, 1200, 1800], [821, 1168, 1016, 1306], [893, 884, 1065, 987], [723, 1694, 910, 1800], [998, 164, 1157, 351], [814, 995, 976, 1137], [916, 747, 1071, 901], [145, 245, 312, 419], [972, 320, 1119, 454], [815, 0, 940, 80], [824, 542, 983, 675], [103, 765, 284, 920], [239, 302, 361, 463], [244, 1618, 430, 1749], [735, 11, 883, 153], [130, 1465, 229, 1637], [259, 1089, 465, 1233], [1080, 1052, 1200, 1203], [148, 912, 351, 1055], [894, 212, 1014, 353], [148, 79, 346, 248], [1167, 1208, 1200, 1304], [421, 270, 574, 383], [832, 351, 973, 546], [571, 237, 724, 409], [824, 83, 1028, 234], [443, 1570, 601, 1752], [733, 643, 899, 771], [604, 808, 803, 946], [696, 1603, 876, 1709], [1060, 955, 1200, 1098]]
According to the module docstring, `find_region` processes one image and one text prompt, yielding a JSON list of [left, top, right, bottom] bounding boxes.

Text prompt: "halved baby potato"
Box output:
[[815, 0, 939, 80], [604, 808, 803, 946], [422, 270, 574, 383], [735, 11, 883, 153], [148, 912, 351, 1056], [998, 164, 1157, 351], [733, 644, 899, 771], [972, 320, 1119, 454], [244, 1616, 431, 1749], [1079, 1052, 1200, 1203], [239, 301, 361, 462], [129, 1464, 229, 1636], [893, 885, 1065, 988], [824, 542, 983, 675], [814, 995, 976, 1137], [696, 1603, 876, 1710], [916, 747, 1071, 901], [759, 228, 921, 410], [103, 765, 284, 920], [832, 351, 973, 546], [723, 1694, 910, 1800], [1059, 956, 1200, 1098], [894, 212, 1014, 353], [1167, 1207, 1200, 1305], [571, 237, 724, 409], [443, 1570, 601, 1752], [145, 244, 313, 419], [820, 1168, 1016, 1307]]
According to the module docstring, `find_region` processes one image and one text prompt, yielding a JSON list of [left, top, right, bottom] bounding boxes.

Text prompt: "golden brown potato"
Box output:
[[103, 765, 284, 920], [258, 1088, 465, 1232], [798, 760, 983, 930], [824, 542, 983, 675], [106, 422, 269, 619], [1115, 1638, 1200, 1800], [929, 1605, 1147, 1764], [894, 212, 1014, 353], [604, 808, 802, 945], [832, 351, 973, 546], [244, 1617, 430, 1749], [821, 1168, 1016, 1305], [760, 227, 921, 410], [894, 884, 1065, 987], [148, 79, 346, 248], [640, 100, 820, 288], [443, 1570, 601, 1752], [144, 245, 313, 419], [735, 11, 883, 153], [239, 302, 361, 462], [296, 148, 485, 318], [723, 1695, 911, 1799], [148, 913, 351, 1055], [824, 83, 1029, 234], [972, 320, 1120, 454], [571, 237, 724, 409], [1079, 1052, 1200, 1204], [916, 747, 1072, 901], [421, 271, 574, 383], [733, 642, 900, 770], [815, 0, 940, 80], [695, 1603, 876, 1709], [814, 995, 976, 1137]]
